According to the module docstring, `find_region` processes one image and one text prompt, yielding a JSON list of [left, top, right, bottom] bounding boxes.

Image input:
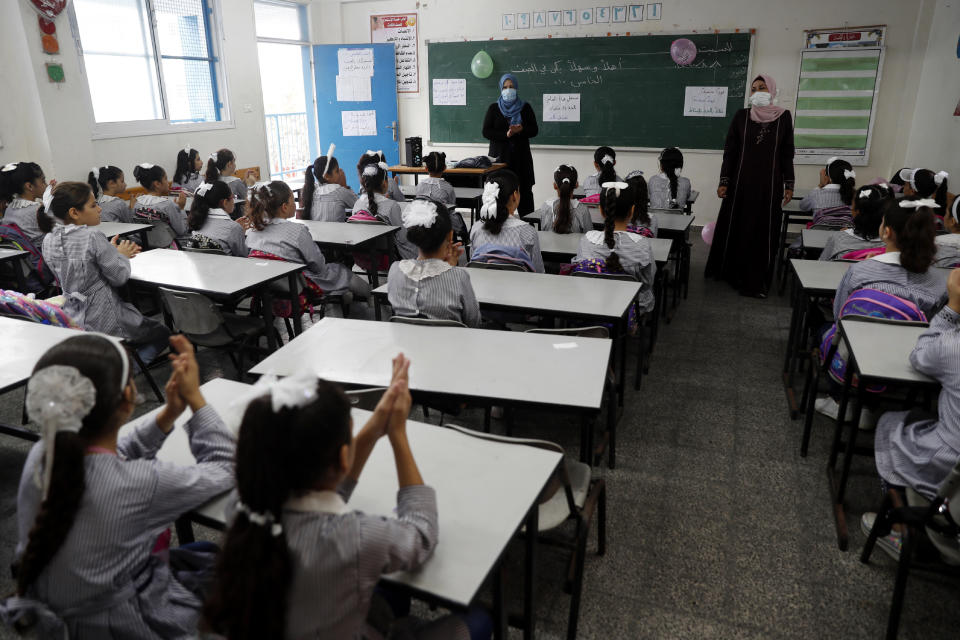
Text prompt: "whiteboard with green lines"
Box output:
[[793, 47, 884, 166]]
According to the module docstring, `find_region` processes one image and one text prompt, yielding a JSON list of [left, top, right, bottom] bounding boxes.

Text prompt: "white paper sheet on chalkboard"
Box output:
[[432, 79, 466, 106], [342, 110, 377, 136], [543, 93, 581, 122], [336, 75, 372, 102], [683, 86, 728, 117], [338, 48, 374, 77]]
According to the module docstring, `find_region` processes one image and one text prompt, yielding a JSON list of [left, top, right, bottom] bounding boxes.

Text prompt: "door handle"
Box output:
[[386, 121, 398, 142]]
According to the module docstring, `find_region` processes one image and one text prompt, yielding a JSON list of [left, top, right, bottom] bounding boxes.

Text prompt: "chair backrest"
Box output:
[[181, 246, 227, 256], [345, 387, 387, 411], [570, 270, 637, 283], [525, 326, 609, 340], [158, 287, 224, 335], [465, 260, 526, 272], [389, 315, 466, 328]]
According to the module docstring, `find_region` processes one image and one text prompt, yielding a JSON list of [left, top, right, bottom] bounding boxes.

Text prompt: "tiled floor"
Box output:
[[1, 239, 957, 639]]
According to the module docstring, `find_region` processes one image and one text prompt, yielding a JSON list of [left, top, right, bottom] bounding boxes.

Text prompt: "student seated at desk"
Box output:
[[3, 335, 233, 637], [356, 162, 417, 260], [246, 181, 370, 301], [187, 181, 249, 256], [132, 162, 189, 248], [173, 147, 204, 193], [625, 170, 657, 238], [0, 161, 53, 246], [582, 146, 622, 197], [573, 181, 656, 315], [470, 169, 544, 273], [206, 148, 256, 217], [203, 357, 491, 640], [863, 269, 960, 559], [88, 165, 132, 223], [800, 157, 856, 229], [819, 184, 892, 261], [647, 147, 691, 210], [935, 198, 960, 267], [387, 199, 480, 327], [415, 151, 466, 238], [358, 150, 405, 203], [303, 153, 358, 222], [533, 164, 592, 234], [899, 167, 949, 212], [41, 182, 170, 363]]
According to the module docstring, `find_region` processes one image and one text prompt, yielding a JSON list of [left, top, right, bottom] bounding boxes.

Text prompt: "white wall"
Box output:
[[904, 0, 960, 182], [0, 1, 270, 184], [324, 0, 937, 221]]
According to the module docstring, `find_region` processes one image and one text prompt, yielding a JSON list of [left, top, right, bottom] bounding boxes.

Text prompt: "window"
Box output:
[[254, 1, 316, 181], [72, 0, 227, 131]]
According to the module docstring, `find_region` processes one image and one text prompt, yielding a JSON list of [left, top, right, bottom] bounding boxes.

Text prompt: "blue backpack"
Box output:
[[820, 288, 927, 389]]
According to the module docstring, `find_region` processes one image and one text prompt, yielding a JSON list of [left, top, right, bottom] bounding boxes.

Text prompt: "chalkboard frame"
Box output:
[[426, 31, 756, 152]]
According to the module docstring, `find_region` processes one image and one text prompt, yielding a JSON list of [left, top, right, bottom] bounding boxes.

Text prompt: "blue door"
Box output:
[[312, 43, 400, 193]]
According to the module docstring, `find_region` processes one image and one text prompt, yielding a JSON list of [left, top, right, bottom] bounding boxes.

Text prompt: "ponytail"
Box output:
[[912, 169, 949, 210], [594, 146, 617, 186], [188, 181, 232, 231], [38, 181, 93, 233], [132, 163, 165, 191], [205, 148, 235, 184], [424, 151, 446, 175], [204, 380, 352, 640], [882, 199, 936, 273], [360, 163, 387, 218], [248, 181, 292, 231], [552, 165, 577, 233], [599, 183, 635, 274], [483, 169, 520, 235], [826, 158, 856, 206], [87, 171, 101, 199], [88, 166, 123, 200], [659, 147, 684, 206], [302, 156, 336, 220], [626, 172, 650, 226]]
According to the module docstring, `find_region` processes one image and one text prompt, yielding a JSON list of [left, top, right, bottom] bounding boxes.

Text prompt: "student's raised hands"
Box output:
[[175, 191, 188, 210], [111, 235, 141, 258], [947, 268, 960, 315], [387, 355, 412, 438], [244, 169, 258, 186], [168, 335, 205, 411], [445, 241, 464, 267]]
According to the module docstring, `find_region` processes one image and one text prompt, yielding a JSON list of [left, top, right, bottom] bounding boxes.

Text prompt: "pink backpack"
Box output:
[[840, 246, 885, 261]]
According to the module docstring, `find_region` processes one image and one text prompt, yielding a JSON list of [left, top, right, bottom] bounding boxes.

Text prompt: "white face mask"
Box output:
[[750, 91, 771, 107]]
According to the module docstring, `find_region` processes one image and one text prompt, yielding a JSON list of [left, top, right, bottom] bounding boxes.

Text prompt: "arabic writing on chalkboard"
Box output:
[[371, 13, 418, 93]]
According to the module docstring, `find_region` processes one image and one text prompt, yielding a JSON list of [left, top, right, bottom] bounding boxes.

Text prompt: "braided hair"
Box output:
[[594, 146, 617, 185], [599, 183, 635, 274], [552, 165, 578, 234], [360, 163, 387, 218], [659, 147, 684, 206], [625, 171, 650, 227]]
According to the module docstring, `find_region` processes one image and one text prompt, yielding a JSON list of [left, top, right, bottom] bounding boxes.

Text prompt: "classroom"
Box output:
[[0, 0, 958, 638]]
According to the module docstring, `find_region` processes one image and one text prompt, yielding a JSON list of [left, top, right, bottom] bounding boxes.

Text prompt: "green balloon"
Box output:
[[471, 50, 494, 79]]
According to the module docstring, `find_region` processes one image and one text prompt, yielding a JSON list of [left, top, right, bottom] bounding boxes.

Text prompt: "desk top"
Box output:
[[0, 317, 82, 393], [129, 249, 303, 297], [840, 319, 935, 384], [790, 258, 853, 294], [250, 317, 610, 410], [375, 266, 639, 320], [537, 231, 672, 264], [0, 248, 27, 262], [387, 164, 506, 176], [123, 377, 561, 607], [399, 185, 485, 200], [95, 222, 153, 239], [801, 228, 834, 251], [293, 219, 398, 246], [528, 210, 692, 235]]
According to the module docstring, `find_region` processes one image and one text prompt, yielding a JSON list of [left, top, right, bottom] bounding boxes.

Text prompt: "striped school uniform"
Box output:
[[309, 183, 358, 222], [41, 224, 168, 344], [415, 177, 456, 206], [582, 172, 623, 197], [98, 195, 133, 223], [833, 252, 949, 319], [219, 175, 248, 205], [574, 229, 656, 313], [277, 482, 469, 640], [647, 173, 691, 210], [12, 405, 234, 637], [192, 208, 248, 256], [818, 229, 884, 261], [134, 194, 190, 247], [173, 171, 203, 194], [536, 198, 593, 233], [387, 259, 480, 327], [934, 234, 960, 268], [469, 216, 544, 273], [628, 214, 659, 238], [3, 198, 49, 246], [245, 217, 352, 293], [799, 184, 852, 228], [355, 193, 416, 259], [875, 305, 960, 499]]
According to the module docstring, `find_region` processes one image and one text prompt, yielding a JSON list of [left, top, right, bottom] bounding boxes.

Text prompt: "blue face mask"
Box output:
[[501, 87, 517, 102]]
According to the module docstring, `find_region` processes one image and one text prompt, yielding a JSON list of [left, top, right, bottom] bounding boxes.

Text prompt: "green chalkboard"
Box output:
[[427, 32, 754, 150]]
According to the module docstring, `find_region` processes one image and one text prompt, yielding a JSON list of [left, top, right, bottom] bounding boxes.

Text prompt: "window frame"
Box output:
[[69, 0, 234, 139]]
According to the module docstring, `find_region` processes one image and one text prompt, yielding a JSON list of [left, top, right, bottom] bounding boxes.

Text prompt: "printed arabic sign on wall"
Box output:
[[371, 13, 419, 94]]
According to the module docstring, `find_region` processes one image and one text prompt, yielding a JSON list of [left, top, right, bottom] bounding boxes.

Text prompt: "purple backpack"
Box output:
[[0, 223, 57, 293], [820, 288, 926, 388]]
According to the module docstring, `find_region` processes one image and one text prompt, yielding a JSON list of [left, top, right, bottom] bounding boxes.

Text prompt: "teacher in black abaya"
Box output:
[[705, 74, 795, 298], [482, 73, 539, 214]]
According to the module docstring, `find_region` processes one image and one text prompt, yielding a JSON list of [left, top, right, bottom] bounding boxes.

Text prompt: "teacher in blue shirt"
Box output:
[[482, 73, 539, 214]]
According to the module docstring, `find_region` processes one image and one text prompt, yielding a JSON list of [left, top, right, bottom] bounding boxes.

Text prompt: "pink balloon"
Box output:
[[670, 38, 698, 66], [701, 222, 716, 246]]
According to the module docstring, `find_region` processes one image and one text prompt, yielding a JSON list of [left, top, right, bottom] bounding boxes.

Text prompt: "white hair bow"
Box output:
[[601, 154, 614, 166], [183, 146, 192, 155], [825, 156, 840, 168], [362, 164, 380, 177], [899, 198, 940, 209], [899, 168, 918, 190], [478, 181, 500, 220], [138, 162, 154, 170], [26, 365, 97, 500], [859, 189, 873, 199], [377, 161, 389, 171], [236, 501, 283, 537], [92, 166, 101, 181], [1, 162, 18, 172], [365, 149, 383, 158], [951, 198, 960, 222], [194, 182, 214, 197], [41, 184, 54, 211], [934, 171, 949, 186], [403, 199, 439, 228], [266, 372, 319, 413], [561, 177, 571, 184], [325, 143, 336, 159], [209, 152, 219, 162], [601, 181, 629, 195], [843, 169, 856, 180]]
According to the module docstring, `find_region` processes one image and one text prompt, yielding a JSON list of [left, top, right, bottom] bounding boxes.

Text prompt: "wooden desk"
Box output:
[[387, 163, 507, 188], [128, 249, 304, 350], [0, 317, 82, 441], [132, 376, 560, 638], [292, 220, 398, 287]]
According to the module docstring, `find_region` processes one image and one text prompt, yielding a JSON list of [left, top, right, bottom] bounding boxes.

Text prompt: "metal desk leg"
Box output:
[[175, 516, 195, 544], [288, 273, 302, 336], [826, 364, 856, 550], [368, 246, 380, 288], [374, 294, 383, 322], [615, 316, 627, 408], [492, 561, 507, 640], [262, 287, 277, 351], [523, 504, 538, 640]]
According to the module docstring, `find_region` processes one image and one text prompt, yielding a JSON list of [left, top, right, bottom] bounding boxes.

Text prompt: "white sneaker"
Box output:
[[861, 512, 902, 561], [814, 396, 876, 429]]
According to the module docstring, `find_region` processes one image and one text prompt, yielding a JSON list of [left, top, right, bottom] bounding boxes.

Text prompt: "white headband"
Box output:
[[625, 170, 644, 181], [601, 181, 629, 193], [951, 197, 960, 223], [899, 198, 940, 209], [41, 184, 54, 211], [934, 170, 949, 186], [325, 143, 336, 160], [194, 182, 214, 197], [825, 156, 840, 168], [138, 162, 154, 170], [899, 168, 918, 190], [478, 181, 500, 220], [365, 149, 383, 158], [236, 501, 283, 537], [402, 199, 439, 228], [1, 162, 18, 172], [601, 154, 614, 166]]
